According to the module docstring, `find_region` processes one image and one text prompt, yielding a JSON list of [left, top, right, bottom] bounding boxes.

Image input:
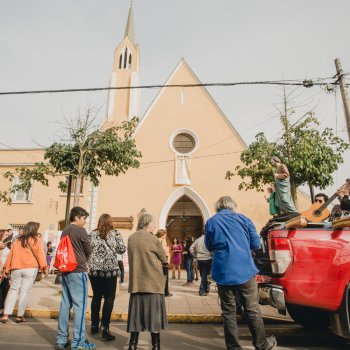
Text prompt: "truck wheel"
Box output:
[[287, 304, 330, 330]]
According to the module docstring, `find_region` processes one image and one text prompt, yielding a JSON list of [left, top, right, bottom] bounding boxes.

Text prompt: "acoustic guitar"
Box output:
[[300, 193, 337, 222]]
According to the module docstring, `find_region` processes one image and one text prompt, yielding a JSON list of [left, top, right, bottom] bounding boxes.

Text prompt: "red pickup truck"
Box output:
[[257, 220, 350, 339]]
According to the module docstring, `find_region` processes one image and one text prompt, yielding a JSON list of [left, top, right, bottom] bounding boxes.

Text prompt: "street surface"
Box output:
[[0, 318, 349, 350]]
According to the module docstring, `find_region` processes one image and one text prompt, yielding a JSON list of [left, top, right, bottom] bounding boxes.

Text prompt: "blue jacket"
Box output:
[[204, 209, 260, 285]]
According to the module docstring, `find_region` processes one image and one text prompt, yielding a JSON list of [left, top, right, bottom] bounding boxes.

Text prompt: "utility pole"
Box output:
[[334, 58, 350, 143]]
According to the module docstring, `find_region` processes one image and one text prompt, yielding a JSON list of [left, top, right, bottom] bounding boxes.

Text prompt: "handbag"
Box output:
[[27, 243, 43, 282]]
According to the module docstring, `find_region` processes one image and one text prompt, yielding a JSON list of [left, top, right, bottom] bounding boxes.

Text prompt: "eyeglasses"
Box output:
[[315, 199, 324, 204]]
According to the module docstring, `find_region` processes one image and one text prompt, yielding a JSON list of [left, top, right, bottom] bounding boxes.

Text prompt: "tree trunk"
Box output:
[[73, 176, 82, 206], [308, 181, 315, 203]]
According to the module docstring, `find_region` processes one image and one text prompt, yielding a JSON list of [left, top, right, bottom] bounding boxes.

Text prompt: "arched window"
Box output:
[[119, 54, 123, 69], [123, 48, 128, 69], [128, 54, 132, 69]]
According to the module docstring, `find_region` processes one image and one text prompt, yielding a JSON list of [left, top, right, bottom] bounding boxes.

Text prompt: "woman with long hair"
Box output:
[[127, 214, 168, 350], [88, 213, 126, 341], [170, 237, 182, 280], [0, 222, 48, 323]]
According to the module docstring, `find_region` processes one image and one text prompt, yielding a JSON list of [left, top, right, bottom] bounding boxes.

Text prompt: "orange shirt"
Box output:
[[4, 237, 47, 273]]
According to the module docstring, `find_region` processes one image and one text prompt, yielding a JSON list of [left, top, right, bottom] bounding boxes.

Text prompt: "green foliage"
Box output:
[[0, 115, 142, 204], [228, 115, 349, 197]]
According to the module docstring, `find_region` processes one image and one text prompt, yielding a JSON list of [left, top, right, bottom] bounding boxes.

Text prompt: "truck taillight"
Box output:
[[268, 237, 293, 275]]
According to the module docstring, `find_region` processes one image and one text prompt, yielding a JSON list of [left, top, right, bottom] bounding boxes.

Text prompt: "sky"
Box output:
[[0, 0, 349, 195]]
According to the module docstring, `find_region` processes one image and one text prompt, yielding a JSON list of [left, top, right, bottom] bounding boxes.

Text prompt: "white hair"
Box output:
[[215, 196, 237, 212]]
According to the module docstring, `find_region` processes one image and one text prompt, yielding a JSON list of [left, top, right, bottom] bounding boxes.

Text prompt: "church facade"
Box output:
[[0, 7, 309, 241]]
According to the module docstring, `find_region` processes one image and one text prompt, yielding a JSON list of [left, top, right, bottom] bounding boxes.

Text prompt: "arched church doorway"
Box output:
[[166, 195, 203, 244]]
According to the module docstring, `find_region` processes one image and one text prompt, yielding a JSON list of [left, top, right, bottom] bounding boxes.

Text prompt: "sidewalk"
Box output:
[[22, 274, 292, 323]]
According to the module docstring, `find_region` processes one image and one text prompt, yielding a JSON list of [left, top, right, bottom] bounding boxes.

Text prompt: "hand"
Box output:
[[337, 189, 346, 198], [0, 242, 5, 250]]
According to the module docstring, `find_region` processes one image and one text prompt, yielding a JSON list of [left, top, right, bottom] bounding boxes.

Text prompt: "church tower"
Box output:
[[104, 5, 140, 128]]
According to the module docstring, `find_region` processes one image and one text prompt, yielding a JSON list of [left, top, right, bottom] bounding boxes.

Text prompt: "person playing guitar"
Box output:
[[301, 180, 350, 222]]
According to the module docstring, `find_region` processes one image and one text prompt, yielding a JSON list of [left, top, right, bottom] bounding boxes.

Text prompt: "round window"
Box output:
[[173, 133, 196, 154]]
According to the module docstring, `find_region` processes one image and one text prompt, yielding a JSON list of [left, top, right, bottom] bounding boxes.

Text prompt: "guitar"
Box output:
[[301, 182, 350, 222], [301, 193, 337, 222]]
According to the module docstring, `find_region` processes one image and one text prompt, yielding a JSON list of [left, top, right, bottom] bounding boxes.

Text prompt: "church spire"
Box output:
[[124, 2, 135, 44]]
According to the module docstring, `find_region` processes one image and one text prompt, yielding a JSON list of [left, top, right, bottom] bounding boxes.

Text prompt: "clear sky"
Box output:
[[0, 0, 349, 195]]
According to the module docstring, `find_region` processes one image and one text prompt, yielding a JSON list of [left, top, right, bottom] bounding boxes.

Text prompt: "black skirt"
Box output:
[[127, 293, 168, 332]]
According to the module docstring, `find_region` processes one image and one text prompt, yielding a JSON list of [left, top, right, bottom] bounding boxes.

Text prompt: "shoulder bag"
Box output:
[[27, 242, 43, 282]]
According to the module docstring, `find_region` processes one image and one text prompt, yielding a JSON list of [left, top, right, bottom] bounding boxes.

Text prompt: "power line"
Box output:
[[0, 79, 348, 96]]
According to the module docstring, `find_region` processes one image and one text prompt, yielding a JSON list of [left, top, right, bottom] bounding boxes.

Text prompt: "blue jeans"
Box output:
[[56, 272, 88, 348], [197, 259, 212, 294], [184, 257, 193, 282]]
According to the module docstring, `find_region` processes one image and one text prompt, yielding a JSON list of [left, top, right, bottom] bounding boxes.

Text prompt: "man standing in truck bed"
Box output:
[[205, 196, 277, 350]]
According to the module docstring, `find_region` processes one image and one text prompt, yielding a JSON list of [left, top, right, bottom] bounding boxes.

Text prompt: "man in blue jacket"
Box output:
[[205, 196, 277, 350]]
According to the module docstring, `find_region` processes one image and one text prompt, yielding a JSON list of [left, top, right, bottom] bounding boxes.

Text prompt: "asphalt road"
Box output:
[[0, 318, 349, 350]]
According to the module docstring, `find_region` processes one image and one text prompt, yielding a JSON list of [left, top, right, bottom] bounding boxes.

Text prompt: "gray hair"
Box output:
[[215, 196, 237, 212], [137, 213, 154, 230]]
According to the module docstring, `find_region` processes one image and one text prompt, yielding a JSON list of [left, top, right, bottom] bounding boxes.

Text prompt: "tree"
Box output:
[[0, 107, 142, 205], [226, 92, 349, 205]]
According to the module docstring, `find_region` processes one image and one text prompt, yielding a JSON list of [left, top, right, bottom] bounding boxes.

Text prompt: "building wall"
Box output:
[[0, 149, 90, 230]]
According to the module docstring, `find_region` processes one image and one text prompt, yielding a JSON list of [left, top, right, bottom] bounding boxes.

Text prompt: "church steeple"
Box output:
[[124, 4, 135, 44], [104, 4, 140, 128]]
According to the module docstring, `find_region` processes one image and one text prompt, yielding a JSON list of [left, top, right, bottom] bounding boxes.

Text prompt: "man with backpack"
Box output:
[[55, 207, 95, 350]]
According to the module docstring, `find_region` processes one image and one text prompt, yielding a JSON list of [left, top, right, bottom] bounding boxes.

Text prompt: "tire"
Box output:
[[287, 304, 330, 330]]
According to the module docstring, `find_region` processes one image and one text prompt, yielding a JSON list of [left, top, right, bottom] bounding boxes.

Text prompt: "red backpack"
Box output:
[[54, 234, 78, 273]]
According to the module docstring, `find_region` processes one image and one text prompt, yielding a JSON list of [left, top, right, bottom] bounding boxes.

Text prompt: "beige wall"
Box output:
[[0, 149, 90, 231]]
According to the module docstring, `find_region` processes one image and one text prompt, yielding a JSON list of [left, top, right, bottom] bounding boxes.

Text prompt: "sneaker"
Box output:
[[120, 282, 128, 287], [55, 339, 71, 350], [72, 339, 96, 350], [264, 335, 277, 350], [199, 292, 207, 296]]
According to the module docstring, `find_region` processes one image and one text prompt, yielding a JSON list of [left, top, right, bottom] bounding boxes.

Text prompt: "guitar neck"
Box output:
[[317, 193, 338, 212]]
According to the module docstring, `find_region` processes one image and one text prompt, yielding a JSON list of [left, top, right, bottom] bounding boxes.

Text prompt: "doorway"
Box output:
[[166, 195, 203, 244]]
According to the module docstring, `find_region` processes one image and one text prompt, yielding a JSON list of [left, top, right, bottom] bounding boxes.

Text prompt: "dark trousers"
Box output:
[[0, 278, 10, 309], [89, 275, 117, 328], [184, 257, 194, 282], [162, 266, 170, 295], [217, 277, 267, 350], [197, 259, 212, 294], [118, 260, 124, 283]]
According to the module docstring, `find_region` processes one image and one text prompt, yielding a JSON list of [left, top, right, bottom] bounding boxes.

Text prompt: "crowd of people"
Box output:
[[0, 196, 279, 350]]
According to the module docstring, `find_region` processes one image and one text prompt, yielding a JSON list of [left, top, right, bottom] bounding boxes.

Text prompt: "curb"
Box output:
[[20, 309, 223, 323], [19, 309, 291, 324]]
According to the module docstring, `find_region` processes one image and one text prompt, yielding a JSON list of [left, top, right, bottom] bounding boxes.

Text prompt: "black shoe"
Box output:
[[165, 293, 173, 297], [100, 326, 115, 341], [151, 332, 160, 350], [128, 332, 139, 350], [55, 339, 71, 350], [263, 335, 277, 350], [91, 326, 99, 335]]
